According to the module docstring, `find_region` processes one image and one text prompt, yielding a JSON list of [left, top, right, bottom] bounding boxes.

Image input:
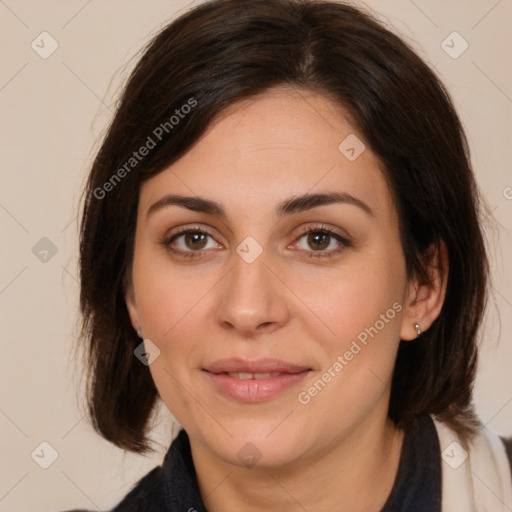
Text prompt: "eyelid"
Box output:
[[293, 223, 350, 241], [163, 223, 218, 241]]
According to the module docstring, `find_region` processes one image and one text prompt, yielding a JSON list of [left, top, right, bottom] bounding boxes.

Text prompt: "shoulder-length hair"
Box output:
[[79, 0, 489, 453]]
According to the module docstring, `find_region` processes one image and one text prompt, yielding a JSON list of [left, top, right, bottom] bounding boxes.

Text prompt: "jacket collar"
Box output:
[[161, 428, 208, 512]]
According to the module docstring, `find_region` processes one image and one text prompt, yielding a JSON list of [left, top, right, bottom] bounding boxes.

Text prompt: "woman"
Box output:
[[75, 0, 512, 510]]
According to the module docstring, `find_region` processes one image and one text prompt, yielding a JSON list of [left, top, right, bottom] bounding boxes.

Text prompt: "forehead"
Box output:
[[139, 87, 395, 222]]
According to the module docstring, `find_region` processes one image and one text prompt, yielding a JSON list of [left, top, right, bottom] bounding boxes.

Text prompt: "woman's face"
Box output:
[[126, 87, 416, 468]]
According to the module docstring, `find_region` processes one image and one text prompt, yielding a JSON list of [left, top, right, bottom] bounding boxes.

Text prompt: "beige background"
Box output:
[[1, 0, 511, 510]]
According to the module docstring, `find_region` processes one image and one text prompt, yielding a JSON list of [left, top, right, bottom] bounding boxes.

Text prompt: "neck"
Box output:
[[190, 414, 405, 512]]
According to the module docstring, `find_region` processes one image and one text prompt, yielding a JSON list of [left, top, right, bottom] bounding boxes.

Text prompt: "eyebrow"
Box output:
[[146, 191, 374, 219]]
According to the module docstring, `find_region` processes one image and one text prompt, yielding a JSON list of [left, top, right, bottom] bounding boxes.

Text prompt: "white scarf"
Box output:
[[433, 417, 512, 511]]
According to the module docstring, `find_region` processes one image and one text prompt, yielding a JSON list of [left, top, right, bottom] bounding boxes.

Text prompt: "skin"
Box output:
[[125, 86, 447, 512]]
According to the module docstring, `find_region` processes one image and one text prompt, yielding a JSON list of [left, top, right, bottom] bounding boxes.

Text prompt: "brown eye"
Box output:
[[164, 228, 222, 258], [294, 226, 351, 259], [183, 232, 208, 250], [307, 232, 330, 251]]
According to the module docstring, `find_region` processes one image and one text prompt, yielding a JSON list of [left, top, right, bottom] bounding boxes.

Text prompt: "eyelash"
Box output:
[[162, 224, 351, 260]]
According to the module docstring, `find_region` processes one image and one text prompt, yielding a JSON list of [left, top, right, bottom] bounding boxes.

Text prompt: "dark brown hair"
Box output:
[[79, 0, 489, 453]]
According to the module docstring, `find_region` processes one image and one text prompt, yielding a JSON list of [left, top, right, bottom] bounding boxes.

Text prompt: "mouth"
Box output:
[[203, 357, 311, 374], [203, 358, 312, 402], [223, 372, 283, 379]]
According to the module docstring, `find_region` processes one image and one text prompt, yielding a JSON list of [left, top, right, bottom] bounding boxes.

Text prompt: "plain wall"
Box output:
[[1, 0, 511, 510]]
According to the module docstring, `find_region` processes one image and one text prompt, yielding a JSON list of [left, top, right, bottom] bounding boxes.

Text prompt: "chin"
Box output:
[[206, 420, 307, 469]]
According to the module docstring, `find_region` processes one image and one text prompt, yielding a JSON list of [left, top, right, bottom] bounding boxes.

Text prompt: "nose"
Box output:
[[216, 250, 290, 338]]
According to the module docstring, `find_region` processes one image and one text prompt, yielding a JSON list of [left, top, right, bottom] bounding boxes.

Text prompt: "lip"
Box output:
[[203, 358, 311, 374], [203, 358, 312, 403]]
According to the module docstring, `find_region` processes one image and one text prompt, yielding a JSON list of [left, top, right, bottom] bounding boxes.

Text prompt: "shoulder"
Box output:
[[112, 428, 203, 511], [59, 429, 199, 512], [56, 465, 166, 512], [110, 464, 167, 511]]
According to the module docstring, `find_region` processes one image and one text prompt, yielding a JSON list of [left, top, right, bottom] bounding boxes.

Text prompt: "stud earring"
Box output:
[[414, 322, 421, 336], [137, 329, 142, 338]]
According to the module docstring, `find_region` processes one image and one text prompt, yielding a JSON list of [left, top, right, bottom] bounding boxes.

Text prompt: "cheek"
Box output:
[[133, 255, 211, 423], [292, 264, 404, 432], [133, 245, 214, 339], [131, 248, 222, 409], [293, 253, 405, 353]]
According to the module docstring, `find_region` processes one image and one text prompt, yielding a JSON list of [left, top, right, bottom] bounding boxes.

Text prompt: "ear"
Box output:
[[400, 240, 449, 340], [125, 282, 141, 334]]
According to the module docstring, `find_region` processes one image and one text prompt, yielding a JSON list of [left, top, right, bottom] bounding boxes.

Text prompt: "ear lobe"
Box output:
[[399, 240, 449, 340]]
